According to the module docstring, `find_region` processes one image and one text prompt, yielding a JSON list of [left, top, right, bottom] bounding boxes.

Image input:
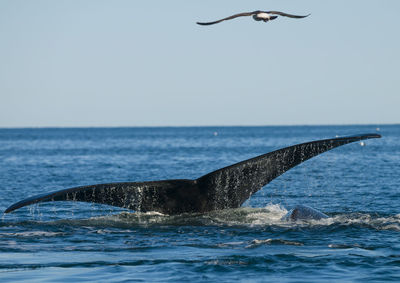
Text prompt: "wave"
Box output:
[[3, 204, 399, 232]]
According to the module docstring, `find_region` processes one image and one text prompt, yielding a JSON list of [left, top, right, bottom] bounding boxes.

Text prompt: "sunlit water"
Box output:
[[0, 126, 399, 282]]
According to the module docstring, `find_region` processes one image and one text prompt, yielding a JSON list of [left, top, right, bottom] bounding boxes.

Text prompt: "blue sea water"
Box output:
[[0, 125, 399, 282]]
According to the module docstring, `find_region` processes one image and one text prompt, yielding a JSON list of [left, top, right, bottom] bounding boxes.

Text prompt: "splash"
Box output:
[[76, 208, 400, 231], [4, 204, 400, 232]]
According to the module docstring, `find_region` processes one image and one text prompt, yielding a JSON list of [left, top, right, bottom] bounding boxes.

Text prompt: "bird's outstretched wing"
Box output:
[[267, 11, 310, 18], [197, 11, 257, 25]]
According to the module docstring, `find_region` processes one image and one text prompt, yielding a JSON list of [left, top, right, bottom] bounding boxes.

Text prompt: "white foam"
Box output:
[[245, 204, 288, 225], [247, 238, 304, 248], [40, 206, 400, 230], [0, 231, 64, 237]]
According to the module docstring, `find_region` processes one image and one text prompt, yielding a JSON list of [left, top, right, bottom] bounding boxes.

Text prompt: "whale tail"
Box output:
[[4, 133, 381, 215]]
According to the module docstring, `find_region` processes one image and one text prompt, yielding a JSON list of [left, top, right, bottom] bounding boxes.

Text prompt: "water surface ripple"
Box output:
[[0, 126, 399, 282]]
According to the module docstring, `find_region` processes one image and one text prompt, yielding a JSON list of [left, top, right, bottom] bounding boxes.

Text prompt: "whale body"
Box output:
[[4, 133, 381, 215], [282, 205, 329, 221]]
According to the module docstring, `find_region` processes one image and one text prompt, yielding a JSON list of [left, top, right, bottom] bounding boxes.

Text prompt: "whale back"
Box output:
[[281, 205, 329, 221]]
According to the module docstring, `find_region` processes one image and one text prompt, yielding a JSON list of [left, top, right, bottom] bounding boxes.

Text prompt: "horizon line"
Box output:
[[0, 123, 397, 130]]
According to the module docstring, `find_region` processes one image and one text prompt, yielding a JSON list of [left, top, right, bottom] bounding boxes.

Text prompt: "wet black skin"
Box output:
[[4, 134, 381, 215], [282, 205, 329, 221]]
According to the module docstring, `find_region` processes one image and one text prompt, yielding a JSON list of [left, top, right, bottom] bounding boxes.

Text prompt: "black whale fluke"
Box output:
[[4, 133, 381, 215]]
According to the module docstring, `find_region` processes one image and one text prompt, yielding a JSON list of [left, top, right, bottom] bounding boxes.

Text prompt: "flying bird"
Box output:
[[197, 10, 310, 26]]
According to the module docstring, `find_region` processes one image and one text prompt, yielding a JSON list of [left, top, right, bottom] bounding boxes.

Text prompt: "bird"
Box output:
[[197, 10, 310, 26]]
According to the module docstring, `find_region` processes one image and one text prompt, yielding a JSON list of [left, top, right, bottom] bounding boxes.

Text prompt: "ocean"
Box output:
[[0, 125, 399, 282]]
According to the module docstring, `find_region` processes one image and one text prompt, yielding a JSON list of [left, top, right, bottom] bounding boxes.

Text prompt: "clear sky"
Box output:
[[0, 0, 399, 127]]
